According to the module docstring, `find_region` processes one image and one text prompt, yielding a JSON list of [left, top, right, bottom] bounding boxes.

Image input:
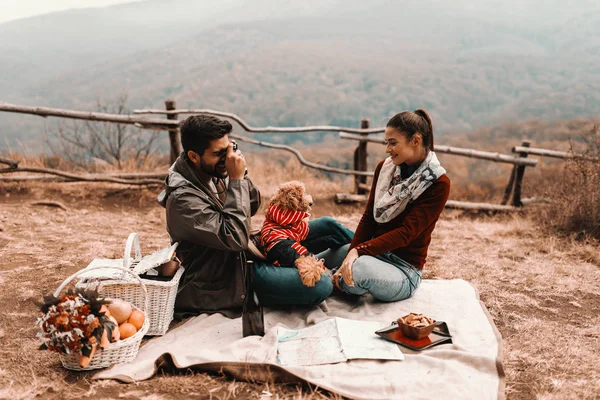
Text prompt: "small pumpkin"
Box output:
[[107, 299, 132, 324], [127, 310, 145, 331], [119, 322, 137, 340]]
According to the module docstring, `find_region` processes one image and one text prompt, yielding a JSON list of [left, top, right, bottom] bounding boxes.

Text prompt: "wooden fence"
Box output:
[[0, 100, 587, 212]]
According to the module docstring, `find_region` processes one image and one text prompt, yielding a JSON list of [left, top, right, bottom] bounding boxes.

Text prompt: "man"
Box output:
[[158, 115, 336, 316]]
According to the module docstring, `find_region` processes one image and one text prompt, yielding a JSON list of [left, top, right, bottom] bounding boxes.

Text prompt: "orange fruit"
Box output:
[[127, 310, 145, 331], [119, 322, 137, 340]]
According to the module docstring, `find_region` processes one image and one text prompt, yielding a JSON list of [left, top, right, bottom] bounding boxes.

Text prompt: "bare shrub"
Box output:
[[45, 95, 161, 170], [541, 126, 600, 239]]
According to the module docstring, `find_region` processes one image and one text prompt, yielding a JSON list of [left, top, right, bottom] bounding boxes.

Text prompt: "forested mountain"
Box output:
[[1, 0, 599, 152]]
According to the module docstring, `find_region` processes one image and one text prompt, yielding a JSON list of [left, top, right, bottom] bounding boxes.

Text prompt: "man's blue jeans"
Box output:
[[319, 244, 422, 302], [253, 217, 354, 306]]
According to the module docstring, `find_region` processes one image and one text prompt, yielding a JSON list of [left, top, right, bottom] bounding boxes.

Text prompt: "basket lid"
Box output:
[[134, 243, 178, 274], [78, 242, 178, 280]]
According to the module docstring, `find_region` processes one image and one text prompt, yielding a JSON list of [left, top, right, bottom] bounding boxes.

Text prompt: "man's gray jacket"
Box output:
[[157, 155, 261, 316]]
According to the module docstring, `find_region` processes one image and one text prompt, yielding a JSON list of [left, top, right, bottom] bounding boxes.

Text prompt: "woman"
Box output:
[[326, 109, 450, 302]]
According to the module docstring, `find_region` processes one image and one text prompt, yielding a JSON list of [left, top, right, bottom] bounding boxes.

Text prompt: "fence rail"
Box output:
[[340, 132, 537, 166], [0, 102, 177, 129], [1, 99, 577, 212], [0, 156, 19, 168], [231, 134, 373, 176], [512, 146, 598, 161], [134, 108, 385, 134], [0, 166, 163, 185]]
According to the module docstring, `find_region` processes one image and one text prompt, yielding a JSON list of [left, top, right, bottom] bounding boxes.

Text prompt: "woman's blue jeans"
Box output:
[[319, 244, 422, 302], [253, 217, 354, 306]]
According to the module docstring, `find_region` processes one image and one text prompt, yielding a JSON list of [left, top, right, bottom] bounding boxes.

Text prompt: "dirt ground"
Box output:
[[0, 182, 598, 400]]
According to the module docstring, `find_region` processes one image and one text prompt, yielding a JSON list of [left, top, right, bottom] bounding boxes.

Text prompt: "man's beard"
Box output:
[[199, 158, 228, 179]]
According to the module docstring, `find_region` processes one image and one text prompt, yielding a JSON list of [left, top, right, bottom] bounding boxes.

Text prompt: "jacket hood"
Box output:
[[157, 154, 205, 208], [265, 204, 309, 227]]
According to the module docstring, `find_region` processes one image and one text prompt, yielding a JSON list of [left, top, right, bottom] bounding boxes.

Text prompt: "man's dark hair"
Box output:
[[180, 115, 233, 156]]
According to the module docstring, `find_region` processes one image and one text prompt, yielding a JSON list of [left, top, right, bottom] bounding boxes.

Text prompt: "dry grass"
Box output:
[[426, 214, 600, 399], [245, 153, 355, 202], [0, 186, 347, 400], [1, 180, 599, 399], [535, 126, 600, 239], [1, 151, 599, 399], [1, 149, 170, 174]]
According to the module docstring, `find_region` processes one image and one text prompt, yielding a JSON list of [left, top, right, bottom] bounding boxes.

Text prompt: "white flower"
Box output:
[[73, 328, 84, 337]]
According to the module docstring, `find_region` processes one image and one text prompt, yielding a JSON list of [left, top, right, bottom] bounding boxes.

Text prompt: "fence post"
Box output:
[[354, 119, 370, 194], [501, 167, 517, 205], [511, 140, 531, 207], [165, 99, 182, 165]]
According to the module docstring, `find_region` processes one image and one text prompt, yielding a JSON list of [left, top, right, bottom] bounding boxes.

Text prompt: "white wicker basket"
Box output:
[[78, 233, 183, 336], [54, 265, 150, 371]]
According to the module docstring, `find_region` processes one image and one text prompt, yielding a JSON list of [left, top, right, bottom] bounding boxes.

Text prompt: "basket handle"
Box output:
[[53, 265, 149, 314], [123, 232, 142, 271]]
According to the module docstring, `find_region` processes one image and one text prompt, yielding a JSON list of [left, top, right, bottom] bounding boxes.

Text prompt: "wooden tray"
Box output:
[[375, 321, 453, 351]]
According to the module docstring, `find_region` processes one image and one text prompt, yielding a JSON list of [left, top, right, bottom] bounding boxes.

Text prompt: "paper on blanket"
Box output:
[[276, 317, 404, 366]]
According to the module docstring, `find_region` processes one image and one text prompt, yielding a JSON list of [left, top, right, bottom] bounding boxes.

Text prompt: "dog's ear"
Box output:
[[290, 182, 312, 213], [285, 181, 305, 211], [303, 193, 313, 212]]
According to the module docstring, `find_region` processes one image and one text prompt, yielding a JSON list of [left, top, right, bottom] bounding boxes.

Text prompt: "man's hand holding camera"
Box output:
[[226, 141, 246, 180]]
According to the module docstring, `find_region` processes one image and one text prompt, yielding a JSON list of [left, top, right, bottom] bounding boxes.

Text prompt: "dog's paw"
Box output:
[[295, 255, 326, 287]]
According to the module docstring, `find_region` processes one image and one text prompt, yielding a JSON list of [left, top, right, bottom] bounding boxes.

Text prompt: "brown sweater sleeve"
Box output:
[[348, 160, 384, 251], [353, 175, 450, 257]]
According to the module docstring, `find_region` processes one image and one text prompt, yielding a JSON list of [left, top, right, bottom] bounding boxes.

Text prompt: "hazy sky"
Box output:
[[0, 0, 135, 24]]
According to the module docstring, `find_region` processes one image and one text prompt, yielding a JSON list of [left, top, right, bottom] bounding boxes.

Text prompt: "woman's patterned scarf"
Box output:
[[373, 151, 446, 223]]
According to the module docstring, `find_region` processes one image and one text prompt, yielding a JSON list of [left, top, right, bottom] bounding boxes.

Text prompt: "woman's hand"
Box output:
[[334, 248, 359, 287]]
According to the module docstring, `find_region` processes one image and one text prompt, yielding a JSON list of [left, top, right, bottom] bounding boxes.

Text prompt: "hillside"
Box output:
[[1, 0, 600, 152]]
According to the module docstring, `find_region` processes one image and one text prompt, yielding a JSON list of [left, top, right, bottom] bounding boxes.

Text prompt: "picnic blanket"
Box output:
[[95, 279, 505, 400]]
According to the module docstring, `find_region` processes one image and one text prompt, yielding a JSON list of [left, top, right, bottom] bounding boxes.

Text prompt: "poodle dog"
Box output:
[[260, 181, 327, 287]]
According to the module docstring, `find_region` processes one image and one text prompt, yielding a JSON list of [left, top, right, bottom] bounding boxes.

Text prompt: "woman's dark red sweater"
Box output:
[[349, 159, 450, 269]]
